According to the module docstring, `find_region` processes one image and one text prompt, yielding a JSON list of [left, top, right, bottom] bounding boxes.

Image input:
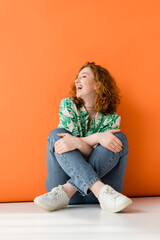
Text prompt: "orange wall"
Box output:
[[0, 0, 160, 202]]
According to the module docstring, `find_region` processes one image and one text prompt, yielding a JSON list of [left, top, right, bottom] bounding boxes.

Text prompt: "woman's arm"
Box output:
[[79, 129, 123, 155], [55, 130, 122, 160], [55, 132, 95, 161], [76, 138, 95, 161], [80, 133, 100, 147], [75, 133, 100, 161]]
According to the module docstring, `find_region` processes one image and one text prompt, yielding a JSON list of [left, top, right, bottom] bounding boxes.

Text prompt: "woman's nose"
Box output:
[[75, 78, 80, 83]]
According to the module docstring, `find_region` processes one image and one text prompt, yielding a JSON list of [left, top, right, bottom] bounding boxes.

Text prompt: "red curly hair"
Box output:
[[68, 62, 121, 114]]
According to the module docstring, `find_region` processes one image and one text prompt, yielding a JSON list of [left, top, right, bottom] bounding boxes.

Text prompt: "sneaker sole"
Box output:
[[100, 198, 133, 213], [34, 198, 68, 212]]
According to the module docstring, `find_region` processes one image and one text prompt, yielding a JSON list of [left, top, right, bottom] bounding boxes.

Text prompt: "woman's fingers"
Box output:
[[114, 137, 123, 147], [110, 143, 120, 153], [108, 145, 117, 153], [112, 141, 122, 151], [109, 129, 121, 134], [110, 140, 123, 152], [55, 146, 63, 154]]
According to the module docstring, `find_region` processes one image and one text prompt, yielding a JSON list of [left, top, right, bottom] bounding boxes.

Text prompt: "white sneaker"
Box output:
[[34, 185, 70, 211], [98, 185, 133, 213]]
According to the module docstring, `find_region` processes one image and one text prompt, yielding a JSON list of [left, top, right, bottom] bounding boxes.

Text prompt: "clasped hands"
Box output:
[[54, 129, 123, 154]]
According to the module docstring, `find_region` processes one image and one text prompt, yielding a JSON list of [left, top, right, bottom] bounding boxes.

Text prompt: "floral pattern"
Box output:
[[57, 97, 121, 138]]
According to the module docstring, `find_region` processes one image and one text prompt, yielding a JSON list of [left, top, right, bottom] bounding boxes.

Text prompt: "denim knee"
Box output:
[[48, 128, 73, 141], [113, 131, 128, 155]]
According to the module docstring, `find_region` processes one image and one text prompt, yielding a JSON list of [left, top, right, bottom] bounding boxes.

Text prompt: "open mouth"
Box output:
[[76, 86, 83, 91]]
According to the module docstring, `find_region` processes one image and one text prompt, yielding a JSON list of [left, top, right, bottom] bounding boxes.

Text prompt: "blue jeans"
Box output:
[[45, 128, 129, 205]]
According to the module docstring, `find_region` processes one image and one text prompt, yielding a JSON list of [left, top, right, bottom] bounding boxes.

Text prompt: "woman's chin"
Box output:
[[76, 92, 81, 97]]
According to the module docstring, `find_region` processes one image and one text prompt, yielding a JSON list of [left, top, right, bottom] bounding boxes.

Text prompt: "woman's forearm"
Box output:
[[80, 133, 100, 147], [74, 133, 100, 161], [76, 138, 94, 160], [75, 133, 100, 161]]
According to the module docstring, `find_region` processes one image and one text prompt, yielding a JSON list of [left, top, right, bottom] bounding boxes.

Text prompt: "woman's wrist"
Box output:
[[73, 136, 83, 149], [80, 133, 100, 147], [77, 138, 93, 150], [76, 137, 94, 159], [95, 132, 101, 143]]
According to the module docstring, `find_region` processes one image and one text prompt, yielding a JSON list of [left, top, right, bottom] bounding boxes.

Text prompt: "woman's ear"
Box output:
[[96, 81, 101, 89]]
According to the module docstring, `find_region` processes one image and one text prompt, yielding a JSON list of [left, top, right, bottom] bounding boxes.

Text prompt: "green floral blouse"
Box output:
[[57, 97, 121, 138]]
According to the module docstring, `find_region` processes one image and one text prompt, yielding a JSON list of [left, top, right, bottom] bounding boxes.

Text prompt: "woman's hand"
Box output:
[[97, 129, 123, 153], [54, 133, 80, 154]]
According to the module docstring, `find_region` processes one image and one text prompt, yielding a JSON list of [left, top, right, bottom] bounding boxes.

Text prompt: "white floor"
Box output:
[[0, 197, 160, 240]]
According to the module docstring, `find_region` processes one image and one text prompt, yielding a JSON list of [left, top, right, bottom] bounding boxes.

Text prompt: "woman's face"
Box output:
[[75, 67, 97, 99]]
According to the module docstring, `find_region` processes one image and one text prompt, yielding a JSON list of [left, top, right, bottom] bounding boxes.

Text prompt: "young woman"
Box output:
[[34, 62, 132, 213]]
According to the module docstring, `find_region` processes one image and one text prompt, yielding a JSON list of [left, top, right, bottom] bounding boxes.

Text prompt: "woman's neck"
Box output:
[[84, 107, 97, 120], [83, 98, 97, 116]]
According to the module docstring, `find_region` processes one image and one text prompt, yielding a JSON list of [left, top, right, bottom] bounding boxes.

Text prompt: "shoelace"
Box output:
[[45, 185, 63, 198], [103, 187, 120, 199]]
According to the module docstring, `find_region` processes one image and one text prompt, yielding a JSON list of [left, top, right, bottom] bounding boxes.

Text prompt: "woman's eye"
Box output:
[[77, 75, 86, 81]]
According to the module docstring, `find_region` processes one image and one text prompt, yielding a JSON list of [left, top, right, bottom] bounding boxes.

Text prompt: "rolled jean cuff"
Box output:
[[67, 176, 101, 197]]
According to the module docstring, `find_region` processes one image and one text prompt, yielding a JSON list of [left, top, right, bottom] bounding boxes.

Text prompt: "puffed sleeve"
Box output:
[[57, 98, 80, 137]]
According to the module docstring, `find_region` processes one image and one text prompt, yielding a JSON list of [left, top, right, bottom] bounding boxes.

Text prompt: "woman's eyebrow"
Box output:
[[78, 72, 89, 77]]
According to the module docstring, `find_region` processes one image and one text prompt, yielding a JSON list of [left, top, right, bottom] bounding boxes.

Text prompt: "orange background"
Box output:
[[0, 0, 160, 202]]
